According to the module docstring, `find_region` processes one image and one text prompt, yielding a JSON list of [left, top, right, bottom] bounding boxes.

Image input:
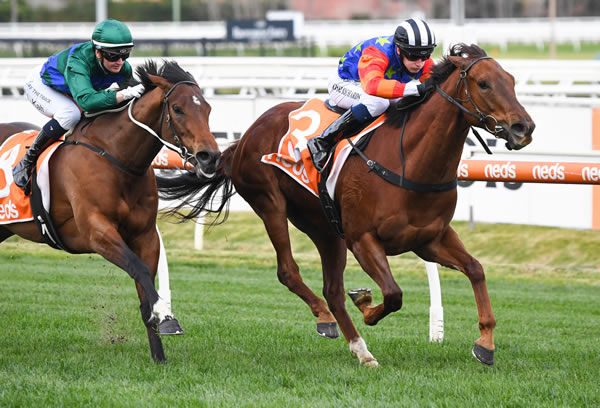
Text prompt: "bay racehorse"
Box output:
[[0, 60, 219, 363], [158, 44, 535, 366]]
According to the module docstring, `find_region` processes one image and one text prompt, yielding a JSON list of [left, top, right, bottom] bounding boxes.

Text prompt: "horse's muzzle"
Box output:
[[193, 150, 220, 178], [499, 120, 536, 151]]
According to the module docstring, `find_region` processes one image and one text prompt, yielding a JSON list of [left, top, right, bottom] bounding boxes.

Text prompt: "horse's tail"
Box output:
[[156, 141, 238, 225]]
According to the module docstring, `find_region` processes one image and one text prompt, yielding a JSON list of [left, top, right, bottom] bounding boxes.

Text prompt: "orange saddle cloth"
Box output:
[[261, 98, 385, 198], [0, 130, 62, 224]]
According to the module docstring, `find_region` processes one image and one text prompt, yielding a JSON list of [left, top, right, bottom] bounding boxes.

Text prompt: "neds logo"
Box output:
[[484, 162, 516, 179], [582, 166, 600, 182], [532, 163, 565, 180]]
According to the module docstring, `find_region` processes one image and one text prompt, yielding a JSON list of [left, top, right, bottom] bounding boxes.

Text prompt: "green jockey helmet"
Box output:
[[92, 19, 134, 53]]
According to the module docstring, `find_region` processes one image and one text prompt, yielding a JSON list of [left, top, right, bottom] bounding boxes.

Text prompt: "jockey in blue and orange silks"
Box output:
[[308, 18, 438, 172]]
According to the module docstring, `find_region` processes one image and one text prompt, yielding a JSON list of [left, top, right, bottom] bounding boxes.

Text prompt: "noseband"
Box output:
[[128, 80, 199, 164], [435, 56, 503, 154]]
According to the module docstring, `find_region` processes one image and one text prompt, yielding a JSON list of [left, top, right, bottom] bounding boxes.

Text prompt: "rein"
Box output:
[[128, 80, 199, 165], [345, 55, 500, 193], [347, 114, 457, 193], [73, 80, 200, 176]]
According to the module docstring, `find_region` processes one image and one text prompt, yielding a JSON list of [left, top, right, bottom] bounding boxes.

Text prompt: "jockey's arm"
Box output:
[[65, 64, 119, 113], [358, 46, 421, 99]]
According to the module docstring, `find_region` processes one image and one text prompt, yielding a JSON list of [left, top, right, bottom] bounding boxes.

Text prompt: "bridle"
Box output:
[[435, 56, 505, 153], [342, 55, 504, 195], [63, 80, 203, 177], [128, 80, 199, 165]]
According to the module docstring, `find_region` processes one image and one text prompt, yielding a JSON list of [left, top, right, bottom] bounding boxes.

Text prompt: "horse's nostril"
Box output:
[[510, 122, 526, 137], [195, 151, 220, 166], [196, 151, 211, 164]]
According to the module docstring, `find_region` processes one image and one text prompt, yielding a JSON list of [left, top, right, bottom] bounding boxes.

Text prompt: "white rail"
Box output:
[[1, 18, 599, 49], [0, 57, 599, 105]]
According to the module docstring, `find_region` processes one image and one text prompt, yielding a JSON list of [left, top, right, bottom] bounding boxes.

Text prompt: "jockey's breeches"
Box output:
[[327, 74, 398, 117], [24, 66, 81, 131]]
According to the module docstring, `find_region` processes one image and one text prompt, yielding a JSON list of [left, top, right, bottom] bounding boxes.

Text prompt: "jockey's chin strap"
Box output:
[[128, 80, 198, 165], [434, 56, 505, 154]]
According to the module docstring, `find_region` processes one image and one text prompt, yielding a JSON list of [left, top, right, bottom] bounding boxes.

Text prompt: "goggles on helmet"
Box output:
[[100, 49, 130, 62], [404, 51, 432, 61]]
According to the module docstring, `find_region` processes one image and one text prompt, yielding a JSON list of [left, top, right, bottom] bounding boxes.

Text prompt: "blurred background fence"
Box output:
[[0, 2, 599, 230]]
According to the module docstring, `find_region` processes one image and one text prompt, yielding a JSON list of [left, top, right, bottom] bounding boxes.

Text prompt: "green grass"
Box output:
[[0, 212, 599, 407]]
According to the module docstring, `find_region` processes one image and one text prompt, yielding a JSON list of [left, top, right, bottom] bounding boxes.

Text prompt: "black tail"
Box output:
[[156, 143, 238, 226]]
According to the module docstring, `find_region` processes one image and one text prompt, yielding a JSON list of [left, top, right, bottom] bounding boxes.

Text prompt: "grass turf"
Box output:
[[0, 212, 598, 407]]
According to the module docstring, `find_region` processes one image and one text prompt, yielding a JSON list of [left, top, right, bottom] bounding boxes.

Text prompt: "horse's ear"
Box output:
[[448, 55, 470, 71], [147, 74, 171, 92]]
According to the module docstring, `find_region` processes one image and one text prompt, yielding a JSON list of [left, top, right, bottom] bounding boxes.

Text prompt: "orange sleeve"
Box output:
[[419, 58, 435, 82], [358, 46, 406, 98]]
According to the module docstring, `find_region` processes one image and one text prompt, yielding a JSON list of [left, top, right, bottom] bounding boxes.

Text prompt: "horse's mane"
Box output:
[[135, 60, 196, 94], [386, 43, 488, 128]]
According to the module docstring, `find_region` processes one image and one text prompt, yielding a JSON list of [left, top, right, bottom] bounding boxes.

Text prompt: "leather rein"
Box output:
[[347, 56, 500, 193], [64, 80, 199, 176]]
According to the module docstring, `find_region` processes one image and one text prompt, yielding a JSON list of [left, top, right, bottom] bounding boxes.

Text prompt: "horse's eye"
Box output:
[[172, 105, 184, 114], [478, 80, 489, 90]]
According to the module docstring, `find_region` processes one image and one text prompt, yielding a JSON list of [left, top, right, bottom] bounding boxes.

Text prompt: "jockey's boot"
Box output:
[[13, 119, 66, 194], [308, 105, 371, 173]]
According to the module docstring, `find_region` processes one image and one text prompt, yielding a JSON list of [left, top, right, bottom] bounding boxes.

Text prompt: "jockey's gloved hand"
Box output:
[[416, 78, 435, 96], [119, 84, 145, 100]]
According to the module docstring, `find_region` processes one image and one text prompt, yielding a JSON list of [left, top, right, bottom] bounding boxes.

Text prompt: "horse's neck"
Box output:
[[80, 100, 164, 171], [400, 85, 470, 182]]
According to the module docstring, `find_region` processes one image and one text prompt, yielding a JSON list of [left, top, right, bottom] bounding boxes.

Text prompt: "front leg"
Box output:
[[86, 217, 168, 362], [348, 232, 404, 326], [416, 226, 496, 365]]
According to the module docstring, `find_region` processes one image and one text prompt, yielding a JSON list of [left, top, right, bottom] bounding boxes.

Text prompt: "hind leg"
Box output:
[[154, 225, 184, 335], [252, 197, 338, 338], [132, 227, 185, 361], [348, 232, 404, 326], [417, 226, 496, 365], [309, 230, 378, 366]]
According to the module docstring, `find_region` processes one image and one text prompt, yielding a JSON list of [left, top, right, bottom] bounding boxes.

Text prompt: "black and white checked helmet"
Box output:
[[393, 18, 436, 56]]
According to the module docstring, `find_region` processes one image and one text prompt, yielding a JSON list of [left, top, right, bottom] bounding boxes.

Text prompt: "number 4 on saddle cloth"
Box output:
[[0, 130, 69, 250], [261, 98, 386, 200]]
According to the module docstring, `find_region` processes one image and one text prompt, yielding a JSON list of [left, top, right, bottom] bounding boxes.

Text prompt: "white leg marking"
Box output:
[[152, 297, 171, 323], [349, 337, 379, 367], [155, 225, 173, 316], [425, 261, 444, 342]]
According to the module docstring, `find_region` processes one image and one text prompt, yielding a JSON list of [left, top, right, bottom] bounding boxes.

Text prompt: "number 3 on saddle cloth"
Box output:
[[0, 130, 69, 250], [261, 98, 386, 237]]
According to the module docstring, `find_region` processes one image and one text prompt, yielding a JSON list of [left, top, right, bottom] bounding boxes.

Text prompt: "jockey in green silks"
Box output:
[[13, 18, 145, 193]]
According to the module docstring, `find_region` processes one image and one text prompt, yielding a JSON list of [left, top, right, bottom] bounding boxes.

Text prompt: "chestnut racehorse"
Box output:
[[159, 44, 535, 366], [0, 60, 220, 363]]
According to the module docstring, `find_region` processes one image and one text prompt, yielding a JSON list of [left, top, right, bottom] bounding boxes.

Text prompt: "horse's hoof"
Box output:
[[472, 343, 494, 366], [158, 316, 184, 335], [348, 288, 372, 305], [316, 322, 339, 339], [361, 358, 379, 367]]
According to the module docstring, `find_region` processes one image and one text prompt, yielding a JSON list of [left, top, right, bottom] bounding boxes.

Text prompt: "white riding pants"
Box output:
[[327, 74, 398, 117], [24, 66, 81, 130]]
